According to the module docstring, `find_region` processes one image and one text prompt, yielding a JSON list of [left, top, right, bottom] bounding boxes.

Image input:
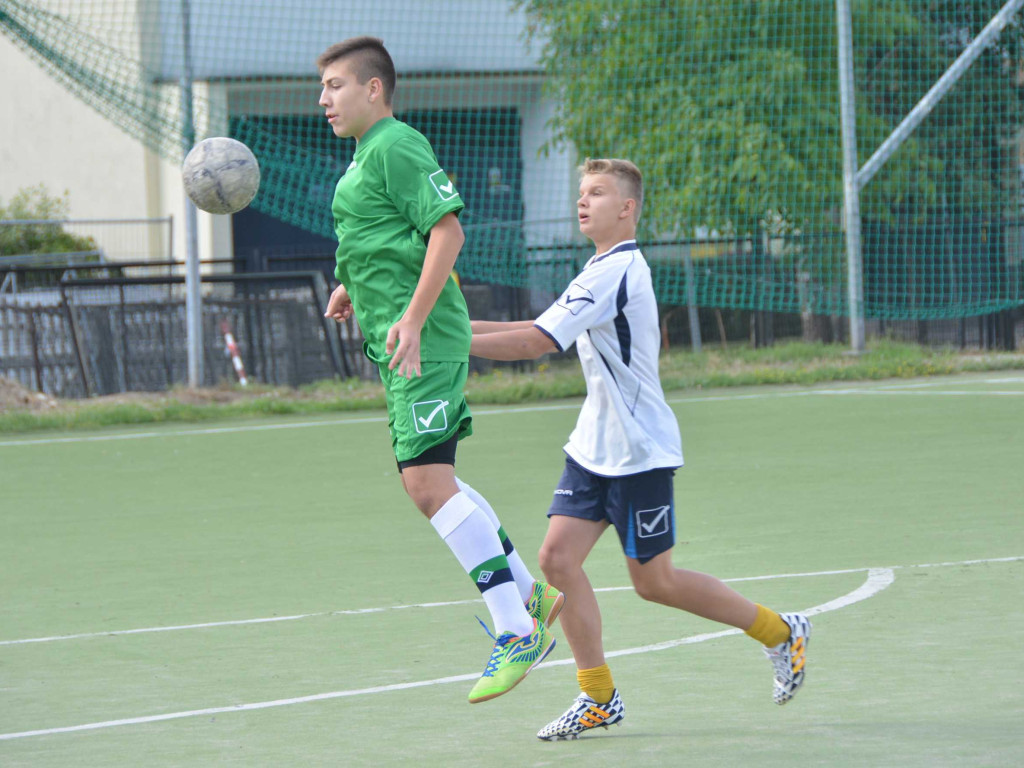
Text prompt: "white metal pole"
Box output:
[[682, 249, 702, 353], [836, 0, 865, 353], [180, 0, 203, 387]]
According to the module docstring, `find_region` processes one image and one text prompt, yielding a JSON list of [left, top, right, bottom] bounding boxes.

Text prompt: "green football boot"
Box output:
[[468, 618, 555, 704], [526, 580, 565, 628]]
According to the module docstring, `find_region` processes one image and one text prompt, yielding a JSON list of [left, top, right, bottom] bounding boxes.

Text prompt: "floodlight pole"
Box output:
[[836, 0, 865, 353], [180, 0, 203, 387]]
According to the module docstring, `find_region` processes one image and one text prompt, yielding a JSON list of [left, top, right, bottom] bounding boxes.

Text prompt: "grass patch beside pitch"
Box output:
[[0, 340, 1021, 433]]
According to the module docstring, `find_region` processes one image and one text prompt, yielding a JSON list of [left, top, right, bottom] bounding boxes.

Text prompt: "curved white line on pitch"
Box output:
[[4, 555, 1019, 647], [0, 568, 893, 742], [542, 567, 894, 666]]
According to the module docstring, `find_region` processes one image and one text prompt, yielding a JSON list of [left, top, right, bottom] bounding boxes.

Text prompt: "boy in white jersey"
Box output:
[[470, 158, 811, 739]]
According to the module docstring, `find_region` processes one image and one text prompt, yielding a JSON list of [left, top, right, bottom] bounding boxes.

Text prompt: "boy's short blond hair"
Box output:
[[579, 158, 643, 222]]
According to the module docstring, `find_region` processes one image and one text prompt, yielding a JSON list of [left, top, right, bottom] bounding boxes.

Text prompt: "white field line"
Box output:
[[3, 556, 1021, 648], [0, 567, 895, 742], [1, 376, 1021, 448], [0, 567, 864, 647], [0, 556, 1020, 742], [810, 389, 1024, 397], [875, 375, 1024, 389]]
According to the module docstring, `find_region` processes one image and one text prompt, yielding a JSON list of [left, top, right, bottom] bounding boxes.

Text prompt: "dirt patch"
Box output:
[[84, 384, 271, 409], [0, 378, 372, 416], [0, 377, 286, 414], [0, 376, 60, 413]]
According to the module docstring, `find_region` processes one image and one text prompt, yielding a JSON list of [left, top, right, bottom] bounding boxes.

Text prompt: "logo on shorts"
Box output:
[[554, 489, 574, 497], [429, 169, 460, 201], [477, 570, 493, 584], [557, 283, 595, 315], [636, 505, 671, 538], [412, 399, 450, 434]]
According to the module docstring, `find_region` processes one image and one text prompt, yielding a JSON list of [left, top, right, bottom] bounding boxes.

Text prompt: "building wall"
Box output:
[[1, 34, 236, 265], [0, 33, 153, 222]]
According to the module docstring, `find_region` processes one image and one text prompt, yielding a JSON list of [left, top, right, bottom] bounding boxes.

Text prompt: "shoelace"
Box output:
[[475, 616, 515, 677], [765, 646, 793, 680]]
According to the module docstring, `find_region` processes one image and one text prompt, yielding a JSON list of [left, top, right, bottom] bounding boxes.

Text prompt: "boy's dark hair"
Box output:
[[579, 158, 644, 222], [317, 37, 396, 105]]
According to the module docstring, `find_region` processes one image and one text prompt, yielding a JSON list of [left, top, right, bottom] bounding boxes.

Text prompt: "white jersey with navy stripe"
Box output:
[[534, 240, 683, 476]]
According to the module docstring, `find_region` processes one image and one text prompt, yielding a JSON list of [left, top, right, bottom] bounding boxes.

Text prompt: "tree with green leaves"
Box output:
[[518, 0, 1020, 234], [0, 185, 96, 257], [517, 0, 1022, 328]]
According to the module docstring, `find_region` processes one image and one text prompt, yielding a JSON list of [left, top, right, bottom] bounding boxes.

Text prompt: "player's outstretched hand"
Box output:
[[325, 284, 353, 322], [386, 317, 422, 378]]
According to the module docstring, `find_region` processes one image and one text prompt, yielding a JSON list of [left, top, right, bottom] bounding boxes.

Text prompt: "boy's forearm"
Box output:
[[470, 320, 536, 334], [404, 213, 464, 325], [470, 327, 557, 361]]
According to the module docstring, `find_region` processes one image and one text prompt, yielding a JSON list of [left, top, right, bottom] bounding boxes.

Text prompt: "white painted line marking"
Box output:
[[810, 389, 1024, 397], [0, 567, 895, 742], [3, 557, 1020, 647], [0, 598, 487, 646], [1, 556, 1019, 742]]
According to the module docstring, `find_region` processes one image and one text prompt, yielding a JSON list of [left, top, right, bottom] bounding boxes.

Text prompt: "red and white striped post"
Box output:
[[220, 319, 248, 386]]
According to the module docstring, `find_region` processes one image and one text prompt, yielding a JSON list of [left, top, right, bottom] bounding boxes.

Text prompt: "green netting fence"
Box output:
[[3, 0, 1023, 325]]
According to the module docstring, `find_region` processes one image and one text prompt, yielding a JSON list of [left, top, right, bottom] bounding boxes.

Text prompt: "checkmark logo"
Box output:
[[429, 169, 459, 201], [557, 283, 595, 315], [412, 399, 450, 433], [636, 505, 671, 538]]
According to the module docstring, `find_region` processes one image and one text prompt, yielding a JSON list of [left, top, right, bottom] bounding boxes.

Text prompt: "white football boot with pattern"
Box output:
[[537, 688, 625, 740], [764, 612, 811, 705]]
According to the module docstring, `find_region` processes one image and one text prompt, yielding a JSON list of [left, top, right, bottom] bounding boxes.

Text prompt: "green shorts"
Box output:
[[378, 360, 473, 462]]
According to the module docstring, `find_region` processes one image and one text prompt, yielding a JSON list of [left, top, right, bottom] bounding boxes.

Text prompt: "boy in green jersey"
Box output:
[[317, 36, 560, 703]]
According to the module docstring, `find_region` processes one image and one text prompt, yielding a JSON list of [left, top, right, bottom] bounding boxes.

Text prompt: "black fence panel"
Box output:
[[0, 271, 361, 398]]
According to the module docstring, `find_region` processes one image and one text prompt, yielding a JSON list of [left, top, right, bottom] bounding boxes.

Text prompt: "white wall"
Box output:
[[0, 34, 152, 221], [148, 0, 537, 80], [0, 34, 228, 266], [520, 97, 577, 247]]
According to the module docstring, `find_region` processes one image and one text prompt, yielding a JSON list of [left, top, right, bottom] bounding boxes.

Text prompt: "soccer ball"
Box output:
[[181, 137, 260, 215]]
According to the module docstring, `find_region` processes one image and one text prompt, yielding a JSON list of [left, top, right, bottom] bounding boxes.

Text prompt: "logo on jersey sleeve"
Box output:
[[557, 283, 595, 315], [412, 399, 450, 434], [428, 169, 460, 201]]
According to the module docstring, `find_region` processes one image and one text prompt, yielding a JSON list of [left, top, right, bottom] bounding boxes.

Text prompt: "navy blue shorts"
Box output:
[[547, 456, 676, 564]]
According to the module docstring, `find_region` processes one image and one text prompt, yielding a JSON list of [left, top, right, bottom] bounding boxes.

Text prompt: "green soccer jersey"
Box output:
[[331, 117, 469, 363]]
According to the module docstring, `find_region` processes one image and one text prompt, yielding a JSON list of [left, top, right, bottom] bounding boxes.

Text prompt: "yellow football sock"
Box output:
[[577, 664, 616, 704], [745, 604, 791, 647]]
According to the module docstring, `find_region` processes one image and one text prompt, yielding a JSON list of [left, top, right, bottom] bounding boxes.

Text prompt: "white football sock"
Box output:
[[431, 491, 534, 636], [456, 477, 536, 602]]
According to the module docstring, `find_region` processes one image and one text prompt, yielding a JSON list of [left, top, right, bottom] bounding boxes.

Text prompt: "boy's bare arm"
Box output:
[[386, 212, 465, 376], [470, 319, 536, 334], [471, 327, 557, 361]]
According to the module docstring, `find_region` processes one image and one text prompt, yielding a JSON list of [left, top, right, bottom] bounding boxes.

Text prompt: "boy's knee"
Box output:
[[538, 542, 573, 582], [402, 475, 451, 517], [631, 574, 664, 604]]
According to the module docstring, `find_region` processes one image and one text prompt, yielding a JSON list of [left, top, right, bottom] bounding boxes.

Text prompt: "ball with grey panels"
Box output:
[[181, 137, 260, 215]]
